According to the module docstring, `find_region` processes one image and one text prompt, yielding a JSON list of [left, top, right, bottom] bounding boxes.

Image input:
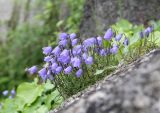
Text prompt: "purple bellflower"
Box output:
[[44, 56, 52, 62], [72, 39, 78, 46], [115, 34, 122, 41], [55, 66, 62, 74], [76, 69, 83, 78], [59, 32, 68, 40], [99, 49, 107, 56], [85, 56, 93, 65], [97, 36, 102, 46], [52, 46, 61, 56], [72, 57, 81, 68], [104, 28, 113, 40], [139, 31, 144, 39], [83, 37, 96, 48], [110, 44, 119, 54], [123, 38, 129, 46], [42, 46, 52, 55], [2, 90, 9, 96], [38, 68, 47, 81], [59, 39, 68, 47], [70, 33, 77, 40], [64, 66, 72, 74], [27, 66, 37, 75]]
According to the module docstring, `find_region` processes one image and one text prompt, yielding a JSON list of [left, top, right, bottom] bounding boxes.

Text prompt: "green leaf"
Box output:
[[16, 82, 44, 110], [34, 105, 48, 113], [1, 99, 18, 113], [45, 89, 63, 109], [44, 80, 55, 91], [94, 69, 105, 75]]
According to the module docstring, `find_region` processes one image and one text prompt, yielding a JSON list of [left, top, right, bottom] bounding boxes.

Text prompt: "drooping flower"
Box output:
[[2, 90, 9, 96], [144, 29, 149, 37], [104, 28, 113, 40], [27, 66, 37, 75], [60, 49, 70, 57], [110, 44, 119, 54], [38, 68, 47, 81], [123, 38, 129, 46], [59, 32, 68, 40], [44, 56, 52, 62], [52, 46, 61, 56], [83, 37, 96, 48], [51, 62, 58, 71], [58, 55, 70, 64], [115, 34, 122, 41], [82, 53, 88, 60], [71, 57, 81, 68], [97, 36, 102, 46], [70, 33, 77, 40], [72, 39, 78, 46], [99, 49, 107, 56], [11, 89, 16, 96], [42, 46, 52, 55], [85, 56, 93, 65], [76, 69, 83, 78], [73, 45, 82, 55], [55, 66, 62, 74], [64, 66, 72, 74], [59, 39, 68, 47], [139, 31, 144, 39]]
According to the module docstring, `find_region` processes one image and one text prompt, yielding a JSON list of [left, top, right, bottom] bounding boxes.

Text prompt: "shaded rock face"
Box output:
[[51, 49, 160, 113], [80, 0, 160, 38]]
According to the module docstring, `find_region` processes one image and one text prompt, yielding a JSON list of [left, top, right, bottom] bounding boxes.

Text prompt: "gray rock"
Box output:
[[50, 49, 160, 113], [79, 0, 160, 38]]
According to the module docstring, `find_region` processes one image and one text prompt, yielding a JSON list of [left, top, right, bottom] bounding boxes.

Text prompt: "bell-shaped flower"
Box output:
[[104, 28, 113, 40], [71, 57, 81, 68], [85, 56, 93, 65], [97, 36, 102, 46], [51, 62, 58, 71], [123, 38, 129, 46], [72, 39, 78, 46], [11, 89, 16, 96], [99, 49, 107, 56], [2, 90, 9, 96], [59, 32, 68, 40], [59, 39, 68, 47], [76, 69, 83, 78], [73, 45, 82, 55], [82, 53, 88, 60], [52, 46, 61, 56], [44, 56, 52, 62], [70, 33, 77, 40], [27, 66, 37, 75], [110, 44, 119, 54], [64, 66, 72, 74], [42, 46, 52, 55], [55, 66, 62, 74], [139, 31, 144, 39], [60, 49, 70, 57], [58, 55, 70, 64], [83, 37, 96, 48], [115, 34, 122, 41], [38, 68, 47, 81]]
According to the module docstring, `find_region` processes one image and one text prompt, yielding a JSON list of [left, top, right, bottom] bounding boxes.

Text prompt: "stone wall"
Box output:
[[79, 0, 160, 38]]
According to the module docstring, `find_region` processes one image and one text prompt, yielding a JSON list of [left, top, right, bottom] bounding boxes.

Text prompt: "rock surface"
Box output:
[[50, 49, 160, 113], [80, 0, 160, 38]]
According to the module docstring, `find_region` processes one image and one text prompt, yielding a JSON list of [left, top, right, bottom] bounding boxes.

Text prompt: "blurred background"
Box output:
[[0, 0, 159, 98]]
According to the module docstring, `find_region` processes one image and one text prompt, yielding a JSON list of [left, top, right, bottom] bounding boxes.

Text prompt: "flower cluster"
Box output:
[[2, 89, 16, 98], [28, 28, 131, 81], [139, 26, 153, 38]]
